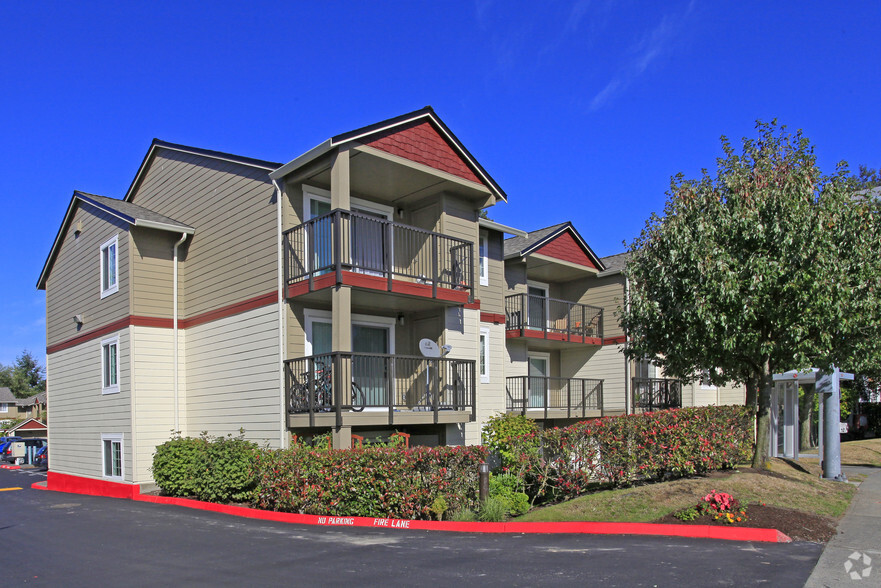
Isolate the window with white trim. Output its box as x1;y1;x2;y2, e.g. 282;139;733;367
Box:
479;327;490;383
479;231;489;286
100;235;119;298
699;369;717;389
101;337;120;394
101;433;123;480
0;403;9;413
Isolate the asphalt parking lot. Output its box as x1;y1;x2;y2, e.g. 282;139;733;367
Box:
0;468;823;587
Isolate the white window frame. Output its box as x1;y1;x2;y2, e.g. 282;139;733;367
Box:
479;326;490;383
0;403;8;413
101;336;120;395
100;235;119;298
699;369;717;390
101;433;124;480
479;231;489;286
303;309;396;355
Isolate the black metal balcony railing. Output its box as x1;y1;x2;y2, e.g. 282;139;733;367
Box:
506;376;603;419
632;378;682;411
285;353;476;427
283;209;474;301
505;294;603;341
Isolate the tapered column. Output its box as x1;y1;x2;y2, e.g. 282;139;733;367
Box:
330;149;350;210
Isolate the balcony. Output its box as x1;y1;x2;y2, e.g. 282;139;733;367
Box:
505;294;603;347
632;378;682;412
285;352;475;428
283;209;473;310
506;376;603;420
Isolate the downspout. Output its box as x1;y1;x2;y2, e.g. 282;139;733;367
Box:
623;275;631;415
173;232;188;434
273;179;287;449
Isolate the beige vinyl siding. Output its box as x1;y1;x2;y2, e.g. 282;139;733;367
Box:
561;344;627;413
442;307;481;445
504;261;528;296
183;304;281;447
130;325;176;484
682;381;745;407
477;229;505;314
130;148;277;318
473;322;506;444
130;228;177;319
439;194;479;289
46;328;133;482
46;205;131;347
562;275;625;339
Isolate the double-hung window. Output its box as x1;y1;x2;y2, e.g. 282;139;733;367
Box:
479;231;489;286
101;434;123;479
479;327;490;383
100;235;119;298
102;337;119;394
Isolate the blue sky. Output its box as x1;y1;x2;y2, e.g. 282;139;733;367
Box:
2;1;879;366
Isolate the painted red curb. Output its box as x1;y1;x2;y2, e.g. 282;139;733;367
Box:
1;465;22;470
31;482;48;491
39;472;791;543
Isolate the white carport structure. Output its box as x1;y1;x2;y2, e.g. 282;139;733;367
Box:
772;367;853;480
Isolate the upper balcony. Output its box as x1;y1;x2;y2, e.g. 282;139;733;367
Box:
504;293;603;348
283;209;474;311
285;352;475;429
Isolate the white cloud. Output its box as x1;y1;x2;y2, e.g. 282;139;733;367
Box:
589;1;695;111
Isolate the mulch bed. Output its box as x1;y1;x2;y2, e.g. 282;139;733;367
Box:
655;503;838;543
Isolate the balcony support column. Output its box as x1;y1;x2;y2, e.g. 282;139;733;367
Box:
332;425;352;450
330;149;351;210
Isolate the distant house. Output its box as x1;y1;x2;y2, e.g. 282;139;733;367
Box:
0;388;47;422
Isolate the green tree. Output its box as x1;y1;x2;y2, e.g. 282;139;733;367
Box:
0;350;46;398
621;121;881;468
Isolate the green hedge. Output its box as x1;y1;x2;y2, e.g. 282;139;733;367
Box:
253;444;488;519
504;405;754;505
151;432;259;503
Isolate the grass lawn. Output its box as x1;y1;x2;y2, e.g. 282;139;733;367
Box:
515;437;881;525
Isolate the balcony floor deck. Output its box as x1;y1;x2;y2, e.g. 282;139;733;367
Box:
287;409;473;429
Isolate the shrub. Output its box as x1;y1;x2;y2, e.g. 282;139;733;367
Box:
482;413;540;472
151;431;259;503
505;405;754;505
478;496;509;522
489;473;530;516
254;444;488;520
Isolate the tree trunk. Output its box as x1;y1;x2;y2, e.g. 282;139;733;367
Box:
799;385;814;451
751;360;773;469
745;376;759;411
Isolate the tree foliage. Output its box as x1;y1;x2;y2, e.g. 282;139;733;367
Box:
0;350;46;399
621;120;881;467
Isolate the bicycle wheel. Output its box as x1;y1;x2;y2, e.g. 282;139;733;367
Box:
290;383;308;413
350;381;366;412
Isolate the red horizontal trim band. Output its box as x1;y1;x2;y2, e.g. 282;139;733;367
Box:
40;472;790;543
464;299;481;310
604;335;626;345
180;291;279;329
504;328;601;346
480;312;505;324
47;292;280;354
287;271;470;305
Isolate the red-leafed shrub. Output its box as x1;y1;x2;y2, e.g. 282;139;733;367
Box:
253;444;488;519
504;405;754;505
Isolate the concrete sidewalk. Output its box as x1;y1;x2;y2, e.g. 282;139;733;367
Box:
805;465;881;587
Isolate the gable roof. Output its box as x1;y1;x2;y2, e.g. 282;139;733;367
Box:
598;252;630;277
7;418;47;432
124;139;281;203
270;106;507;202
504;222;606;271
36;191;194;290
16;391;46;407
0;387;14;404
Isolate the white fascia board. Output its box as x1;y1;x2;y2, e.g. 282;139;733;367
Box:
478;217;527;237
133;219;195;234
269;139;334;180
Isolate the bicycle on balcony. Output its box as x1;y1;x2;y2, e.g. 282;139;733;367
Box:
289;362;366;413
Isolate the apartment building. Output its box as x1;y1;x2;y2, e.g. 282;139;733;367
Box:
37;107;741;491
